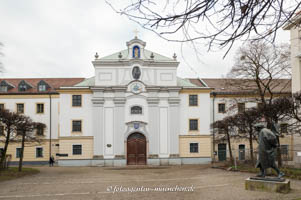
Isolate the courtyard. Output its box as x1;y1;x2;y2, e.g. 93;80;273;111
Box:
0;165;301;200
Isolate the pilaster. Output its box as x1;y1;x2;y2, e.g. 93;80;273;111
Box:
92;97;105;157
113;97;126;156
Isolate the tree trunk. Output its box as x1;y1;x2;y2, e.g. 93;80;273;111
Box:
18;132;26;172
276;136;282;168
0;128;11;170
226;130;234;165
249;130;254;164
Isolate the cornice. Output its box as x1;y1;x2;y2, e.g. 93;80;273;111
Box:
113;97;126;105
168;97;181;105
147;97;160;105
91;97;105;106
92;60;179;67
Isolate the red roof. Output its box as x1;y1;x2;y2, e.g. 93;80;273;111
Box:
201;78;291;94
0;78;84;94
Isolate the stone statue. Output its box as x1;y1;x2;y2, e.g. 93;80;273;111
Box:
254;123;285;178
134;47;139;58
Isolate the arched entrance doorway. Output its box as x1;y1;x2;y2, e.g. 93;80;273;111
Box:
127;133;146;165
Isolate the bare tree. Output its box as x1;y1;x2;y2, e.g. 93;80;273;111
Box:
15;115;45;172
107;0;301;55
0;109;22;170
212;116;238;164
232;108;261;164
227;41;291;122
226;41;291;167
284;92;301;136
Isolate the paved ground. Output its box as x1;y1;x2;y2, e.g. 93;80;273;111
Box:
0;165;301;200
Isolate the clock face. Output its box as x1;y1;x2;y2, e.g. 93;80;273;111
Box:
131;83;142;94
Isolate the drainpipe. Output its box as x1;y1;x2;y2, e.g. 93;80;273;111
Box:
212;92;216;162
49;94;52;162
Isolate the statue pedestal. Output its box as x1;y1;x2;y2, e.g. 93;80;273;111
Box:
245;177;290;193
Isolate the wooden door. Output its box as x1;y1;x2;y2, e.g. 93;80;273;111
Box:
218;143;227;161
127;133;146;165
239;144;245;160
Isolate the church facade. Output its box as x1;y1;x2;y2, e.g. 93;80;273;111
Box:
0;37;213;166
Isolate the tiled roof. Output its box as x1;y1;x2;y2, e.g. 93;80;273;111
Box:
188;79;208;88
0;78;84;94
177;77;208;89
74;77;95;87
0;77;291;95
201;78;291;94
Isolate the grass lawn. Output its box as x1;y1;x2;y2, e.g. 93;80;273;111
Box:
0;167;39;182
229;164;301;180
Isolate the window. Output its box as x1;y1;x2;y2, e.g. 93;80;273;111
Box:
37;80;49;92
16;103;24;114
0;86;7;92
238;126;246;133
131;106;142;114
39;84;46;92
280;145;288;155
72;95;82;107
0;126;4;136
257;102;263;109
36;147;43;158
72;120;82;132
218;128;224;134
0;104;4;111
16;148;22;158
190;143;199;153
189;95;198;106
19;84;27;92
280;124;288;133
16;129;22;136
36;126;44;136
189;119;198;131
275;145;290;161
72;145;82;155
218;103;225;113
36;103;44;114
237;103;245;113
38;84;46;92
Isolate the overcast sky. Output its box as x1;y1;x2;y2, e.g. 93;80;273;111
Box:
0;0;291;79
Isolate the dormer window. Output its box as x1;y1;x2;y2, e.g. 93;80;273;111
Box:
19;84;27;92
0;86;7;92
18;80;32;92
37;80;49;92
0;80;14;92
38;84;46;92
132;45;140;58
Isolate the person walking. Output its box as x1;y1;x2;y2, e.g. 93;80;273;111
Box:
49;156;55;167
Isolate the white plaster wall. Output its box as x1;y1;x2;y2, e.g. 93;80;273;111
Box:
290;26;301;93
104;107;114;158
210;97;264;123
159;106;169;157
0;97;59;139
179;93;211;135
124;95;149;123
59;94;93;137
95;66;177;86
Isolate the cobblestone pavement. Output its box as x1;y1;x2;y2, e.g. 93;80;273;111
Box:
0;165;301;200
